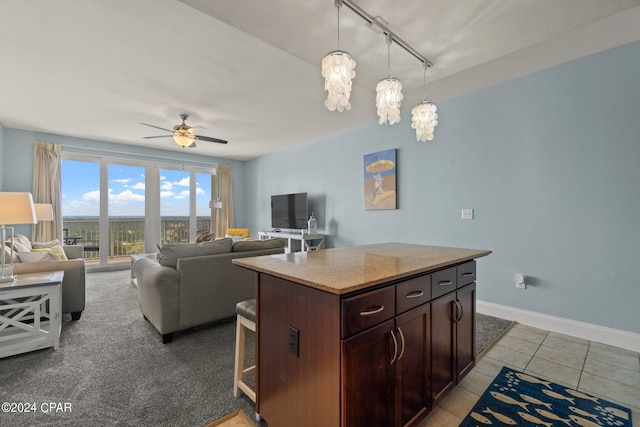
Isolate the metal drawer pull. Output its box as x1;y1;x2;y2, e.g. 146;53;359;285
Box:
389;330;398;365
360;305;384;316
438;280;453;286
462;272;474;277
406;290;424;299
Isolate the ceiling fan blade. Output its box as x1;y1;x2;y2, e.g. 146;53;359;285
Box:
188;141;196;148
194;135;228;144
143;135;172;139
140;123;173;133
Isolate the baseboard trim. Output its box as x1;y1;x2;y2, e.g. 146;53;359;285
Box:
477;300;640;353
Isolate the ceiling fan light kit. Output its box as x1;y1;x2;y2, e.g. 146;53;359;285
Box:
323;0;438;140
141;113;228;148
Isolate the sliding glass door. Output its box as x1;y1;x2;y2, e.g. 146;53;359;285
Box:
62;154;214;269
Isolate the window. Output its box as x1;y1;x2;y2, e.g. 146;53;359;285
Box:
62;153;214;268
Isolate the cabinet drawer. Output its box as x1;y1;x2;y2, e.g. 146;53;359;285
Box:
457;261;476;288
396;275;431;314
342;286;395;337
431;267;457;299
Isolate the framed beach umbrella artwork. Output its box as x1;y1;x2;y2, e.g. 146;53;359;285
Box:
364;149;397;210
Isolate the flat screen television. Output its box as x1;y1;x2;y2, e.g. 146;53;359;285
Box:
271;192;308;230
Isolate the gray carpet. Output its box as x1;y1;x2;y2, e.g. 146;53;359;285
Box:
476;312;513;356
0;270;511;426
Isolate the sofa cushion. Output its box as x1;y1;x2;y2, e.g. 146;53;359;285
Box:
158;238;232;268
10;233;32;253
31;244;68;260
32;239;63;249
232;238;286;253
18;251;59;263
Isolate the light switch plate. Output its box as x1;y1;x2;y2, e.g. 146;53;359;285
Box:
461;209;474;220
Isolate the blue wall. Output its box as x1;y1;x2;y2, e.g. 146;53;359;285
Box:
244;41;640;334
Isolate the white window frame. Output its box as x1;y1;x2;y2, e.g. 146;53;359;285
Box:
62;152;215;266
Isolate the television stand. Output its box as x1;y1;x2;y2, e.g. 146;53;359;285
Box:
258;231;325;254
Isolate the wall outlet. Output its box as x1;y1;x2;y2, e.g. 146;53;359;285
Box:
515;274;526;289
462;209;474;220
288;325;299;357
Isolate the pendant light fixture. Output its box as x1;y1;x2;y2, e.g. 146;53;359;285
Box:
376;34;403;125
321;0;356;112
411;63;439;141
322;0;437;134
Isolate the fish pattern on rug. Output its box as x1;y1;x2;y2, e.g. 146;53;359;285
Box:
459;366;632;427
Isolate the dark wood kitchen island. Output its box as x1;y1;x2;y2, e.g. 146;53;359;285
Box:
233;242;491;427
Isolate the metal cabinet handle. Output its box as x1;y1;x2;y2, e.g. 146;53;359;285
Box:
438;280;453;286
397;327;406;361
455;299;464;322
360;305;384;316
405;290;424;299
389;329;398;365
462;272;474;277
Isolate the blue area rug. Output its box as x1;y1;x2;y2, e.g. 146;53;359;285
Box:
459;366;632;426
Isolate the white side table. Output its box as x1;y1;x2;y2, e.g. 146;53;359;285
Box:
258;231;326;254
0;271;63;358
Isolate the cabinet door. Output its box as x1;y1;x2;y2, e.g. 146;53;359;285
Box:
395;303;431;427
430;292;456;406
342;319;395;427
455;283;476;382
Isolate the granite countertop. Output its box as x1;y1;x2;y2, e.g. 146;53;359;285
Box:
233;242;491;295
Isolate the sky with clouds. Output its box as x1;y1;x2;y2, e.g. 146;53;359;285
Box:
61;160;211;217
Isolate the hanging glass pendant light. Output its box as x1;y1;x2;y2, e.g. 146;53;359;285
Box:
322;0;356;112
376;35;403;125
411;64;438;141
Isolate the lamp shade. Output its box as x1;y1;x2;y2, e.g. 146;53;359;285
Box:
0;192;37;225
376;77;403;125
322;50;356;112
411;101;438;141
34;203;54;222
173;127;196;147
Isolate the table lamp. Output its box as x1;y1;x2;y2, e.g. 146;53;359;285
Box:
0;192;38;282
34;203;54;222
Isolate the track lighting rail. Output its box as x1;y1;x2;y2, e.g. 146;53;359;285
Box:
338;0;433;68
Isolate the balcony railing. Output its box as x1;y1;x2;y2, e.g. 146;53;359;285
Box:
63;217;212;260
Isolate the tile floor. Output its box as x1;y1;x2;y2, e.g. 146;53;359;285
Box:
419;323;640;426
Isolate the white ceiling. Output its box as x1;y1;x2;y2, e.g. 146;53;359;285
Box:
0;0;639;160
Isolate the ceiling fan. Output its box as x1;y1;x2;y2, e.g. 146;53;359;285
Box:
141;114;228;148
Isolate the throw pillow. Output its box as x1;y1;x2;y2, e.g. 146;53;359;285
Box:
225;234;249;242
232;238;286;253
32;239;63;249
10;233;32;253
31;244;68;260
158;238;233;268
18;251;59;263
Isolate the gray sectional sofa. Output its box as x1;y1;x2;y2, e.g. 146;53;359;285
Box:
134;237;285;343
